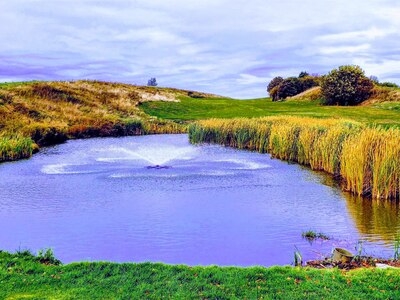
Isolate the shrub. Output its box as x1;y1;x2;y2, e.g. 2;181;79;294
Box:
267;77;284;101
378;82;399;88
268;74;320;101
298;71;309;78
37;248;62;265
276;77;302;99
321;65;373;106
299;76;319;91
147;78;158;87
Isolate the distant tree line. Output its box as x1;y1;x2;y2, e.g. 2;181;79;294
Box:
267;65;399;106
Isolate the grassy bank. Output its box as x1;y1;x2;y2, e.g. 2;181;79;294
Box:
189;117;400;200
2;80;400;162
0;80;188;162
140;87;400;128
1;250;400;299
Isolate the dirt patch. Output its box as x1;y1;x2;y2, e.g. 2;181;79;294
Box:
138;91;178;102
306;256;400;270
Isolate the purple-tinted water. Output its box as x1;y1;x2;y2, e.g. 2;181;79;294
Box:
0;134;399;266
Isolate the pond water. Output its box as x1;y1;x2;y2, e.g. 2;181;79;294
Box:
1;134;399;266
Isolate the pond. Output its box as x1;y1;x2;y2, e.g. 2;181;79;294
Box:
0;134;399;266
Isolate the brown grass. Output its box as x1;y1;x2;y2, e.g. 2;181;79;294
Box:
189;117;400;200
0;80;187;161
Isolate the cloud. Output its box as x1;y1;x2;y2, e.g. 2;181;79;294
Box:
0;0;399;98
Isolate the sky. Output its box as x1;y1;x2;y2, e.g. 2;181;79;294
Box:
1;0;400;98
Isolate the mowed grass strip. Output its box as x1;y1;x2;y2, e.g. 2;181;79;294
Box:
1;251;400;299
189;117;400;200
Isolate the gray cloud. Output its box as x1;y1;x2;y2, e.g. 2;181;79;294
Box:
1;0;399;98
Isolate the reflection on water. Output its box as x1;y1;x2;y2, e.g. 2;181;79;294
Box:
344;194;400;244
0;134;399;265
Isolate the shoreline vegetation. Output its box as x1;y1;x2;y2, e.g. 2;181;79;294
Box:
1;250;400;299
2;79;400;297
1;80;399;199
189;117;400;200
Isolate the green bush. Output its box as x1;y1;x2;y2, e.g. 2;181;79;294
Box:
267;76;284;101
276;77;302;99
321;65;373;106
299;75;319;91
378;82;399;88
267;73;320;101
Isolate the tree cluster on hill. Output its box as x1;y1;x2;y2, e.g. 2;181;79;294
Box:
267;72;319;101
267;65;377;106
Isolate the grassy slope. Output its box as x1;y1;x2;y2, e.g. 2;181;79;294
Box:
1;251;400;299
0;80;189;137
0;80;190;161
140;92;400;128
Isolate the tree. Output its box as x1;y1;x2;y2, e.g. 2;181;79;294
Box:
298;71;309;78
369;75;379;84
267;77;284;93
147;78;158;87
321;65;373;106
267;77;284;101
299;75;319;91
276;77;302;99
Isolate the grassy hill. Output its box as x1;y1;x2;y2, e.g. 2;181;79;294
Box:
1;80;400;163
140;85;400;127
0;80;194;161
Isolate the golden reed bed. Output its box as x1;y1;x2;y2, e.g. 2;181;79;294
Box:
189;116;400;200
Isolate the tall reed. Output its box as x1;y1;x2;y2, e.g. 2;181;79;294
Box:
341;128;400;199
189;117;400;200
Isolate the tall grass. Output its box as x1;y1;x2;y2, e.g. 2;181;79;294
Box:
341;128;400;199
0;136;33;162
189;116;400;200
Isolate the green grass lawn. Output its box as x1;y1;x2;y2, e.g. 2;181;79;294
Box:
140;96;400;128
1;251;400;299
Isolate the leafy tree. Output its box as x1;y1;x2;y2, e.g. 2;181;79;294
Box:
298;71;309;78
267;76;284;92
299;76;319;91
147;77;158;87
321;65;373;105
276;77;302;99
267;76;284;101
269;86;280;102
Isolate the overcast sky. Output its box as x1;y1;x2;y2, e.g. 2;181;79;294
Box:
1;0;399;98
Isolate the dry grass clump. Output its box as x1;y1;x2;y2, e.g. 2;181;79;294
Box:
361;85;400;106
341;128;400;199
189;117;400;200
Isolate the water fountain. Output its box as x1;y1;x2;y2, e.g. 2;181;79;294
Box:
103;144;196;169
2;134;398;266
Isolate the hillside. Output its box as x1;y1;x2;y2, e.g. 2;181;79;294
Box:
0;80;202;161
1;80;400;162
288;85;400;108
